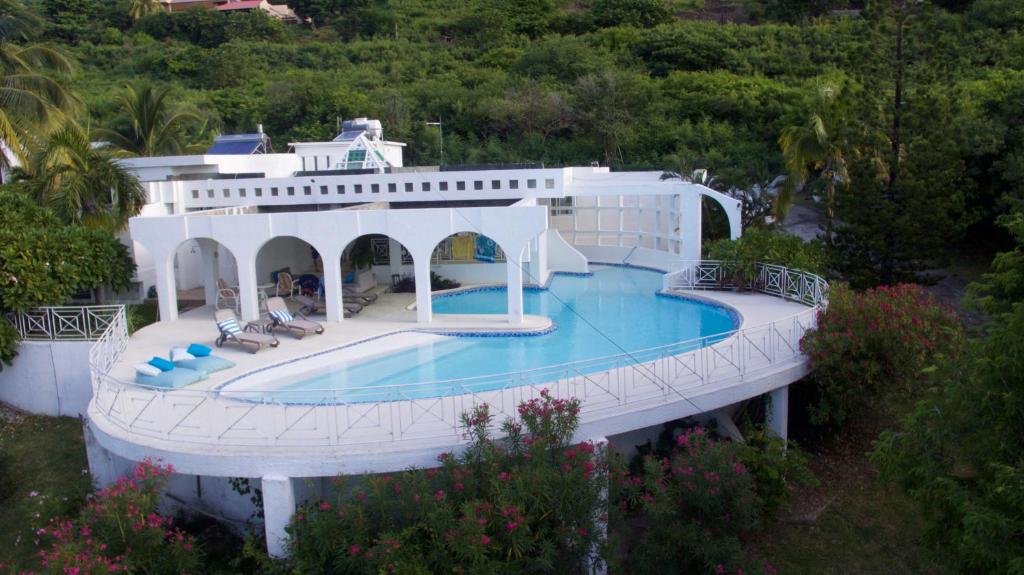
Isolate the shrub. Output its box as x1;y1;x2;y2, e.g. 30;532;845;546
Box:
704;228;828;287
36;460;201;574
799;283;961;430
286;392;608;574
735;425;816;517
611;427;776;575
0;445;11;502
392;272;461;293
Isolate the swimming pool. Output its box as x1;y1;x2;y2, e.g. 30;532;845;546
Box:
223;266;739;403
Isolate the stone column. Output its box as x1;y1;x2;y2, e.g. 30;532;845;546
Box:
767;386;789;442
261;475;296;559
153;251;178;322
198;239;219;306
413;256;432;323
506;246;524;325
321;249;345;323
236;254;260;322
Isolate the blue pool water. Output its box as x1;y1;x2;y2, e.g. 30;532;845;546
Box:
232;266;738;402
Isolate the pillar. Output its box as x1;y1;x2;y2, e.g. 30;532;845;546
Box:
236;254;260;322
711;407;745;443
261;475;295;558
413;256;432;323
388;238;403;279
506;249;524;325
767;386;789;442
198;239;219;306
679;189;702;261
322;249;345;323
153;251;178;322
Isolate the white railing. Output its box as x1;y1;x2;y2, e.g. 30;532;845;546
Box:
6;305;125;342
663;260;829;308
86;263;826;449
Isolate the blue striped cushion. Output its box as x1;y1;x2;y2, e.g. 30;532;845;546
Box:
271;309;293;323
217;318;242;334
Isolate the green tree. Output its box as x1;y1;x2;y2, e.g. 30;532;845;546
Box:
23;122;146;232
778;81;851;240
128;0;160;22
94;83;199;157
0;190;134;363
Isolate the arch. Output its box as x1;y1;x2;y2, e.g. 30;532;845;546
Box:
700;195;732;244
697;186;742;240
151;237;240;322
427;231;528;324
255;235;323;304
340;233;415;293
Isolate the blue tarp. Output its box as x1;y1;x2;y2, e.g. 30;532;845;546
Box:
475;234;497;262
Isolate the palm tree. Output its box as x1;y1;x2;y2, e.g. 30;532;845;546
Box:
0;0;78;180
778;82;850;244
26;123;146;232
128;0;162;22
94;83;199;157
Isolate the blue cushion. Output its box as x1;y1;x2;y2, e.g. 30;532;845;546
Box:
135;367;206;389
187;343;211;357
344;271;356;283
148;357;175;372
175;355;235;374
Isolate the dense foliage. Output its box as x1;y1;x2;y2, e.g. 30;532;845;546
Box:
0;190;134;364
871;208;1024;573
704;228;828;285
799;283;961;430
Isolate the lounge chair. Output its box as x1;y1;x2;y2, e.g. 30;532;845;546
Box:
267;296;325;339
343;285;378;303
217;278;240;312
214;309;279;353
294;294;360;318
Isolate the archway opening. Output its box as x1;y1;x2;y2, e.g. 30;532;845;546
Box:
429;232;510;315
255;236;321;314
170;238;239;316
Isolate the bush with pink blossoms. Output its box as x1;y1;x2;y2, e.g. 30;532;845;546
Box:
285;390;609;574
611;427;777;575
34;459;201;575
799;283;962;430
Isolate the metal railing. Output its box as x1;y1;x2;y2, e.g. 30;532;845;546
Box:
6;306;125;342
87;263;826;448
663;260;829;308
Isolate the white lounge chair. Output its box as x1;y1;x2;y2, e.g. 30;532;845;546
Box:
214;309;278;353
267;296;324;338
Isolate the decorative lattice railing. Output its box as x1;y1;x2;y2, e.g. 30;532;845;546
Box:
663;261;829;308
6;306;126;342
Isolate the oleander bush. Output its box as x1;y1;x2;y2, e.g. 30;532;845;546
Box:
611;426;780;575
34;460;201;575
799;283;962;431
285;392;608;574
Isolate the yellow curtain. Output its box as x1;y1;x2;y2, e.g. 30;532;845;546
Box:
452;234;475;261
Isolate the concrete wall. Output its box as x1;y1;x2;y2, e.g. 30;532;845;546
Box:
0;341;93;416
545;229;588;274
256;237;317;286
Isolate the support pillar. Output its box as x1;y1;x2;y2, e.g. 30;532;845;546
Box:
679;189;702;261
506;249;524;325
261;475;295;558
413;257;432;323
198;239;219;306
153;252;178;322
711;407;745;443
322;249;345;323
767;386;789;442
236;255;260;322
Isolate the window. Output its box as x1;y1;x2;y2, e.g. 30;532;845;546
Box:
439;181;448;191
527;179;537;189
405;182;414;192
223;188;230;198
457;181;466;191
191;190;199;199
303;186;312;195
509;180;519;190
287;186;295;196
354;184;363;194
255;188;263;197
545;178;555;189
271;187;279;196
239;188;247;198
320;185;328;195
422;182;431;192
371;183;380;193
346;149;366;168
337;185;345;194
388;183;397;193
474;180;483;190
491;180;500;190
207;189;214;198
313;157;318;171
550;197;573;216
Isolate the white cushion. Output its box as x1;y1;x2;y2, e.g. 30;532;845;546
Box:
134;363;162;377
170;348;196;362
217;318;242;334
271;309;294;323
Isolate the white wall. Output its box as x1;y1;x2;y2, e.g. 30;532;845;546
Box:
0;341;93;416
545;229;588;275
256;237;317;285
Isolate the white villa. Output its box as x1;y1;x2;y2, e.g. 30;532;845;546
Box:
3;119;826;557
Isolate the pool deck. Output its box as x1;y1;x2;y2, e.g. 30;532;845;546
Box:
113;291;554;390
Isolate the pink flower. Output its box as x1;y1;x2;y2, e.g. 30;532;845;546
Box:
350;545;360;556
577;527;588;537
434;490;445;501
498;472;510;482
319;501;331;511
480;534;491;545
455;482;464;491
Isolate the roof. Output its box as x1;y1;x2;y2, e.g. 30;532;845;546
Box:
206;134;267;155
216;0;262;10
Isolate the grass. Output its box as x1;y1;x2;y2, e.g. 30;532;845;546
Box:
753;418;947;575
0;409;91;570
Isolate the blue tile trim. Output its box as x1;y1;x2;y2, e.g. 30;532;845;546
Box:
414;322;558;338
590;261;670;274
656;290;743;328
